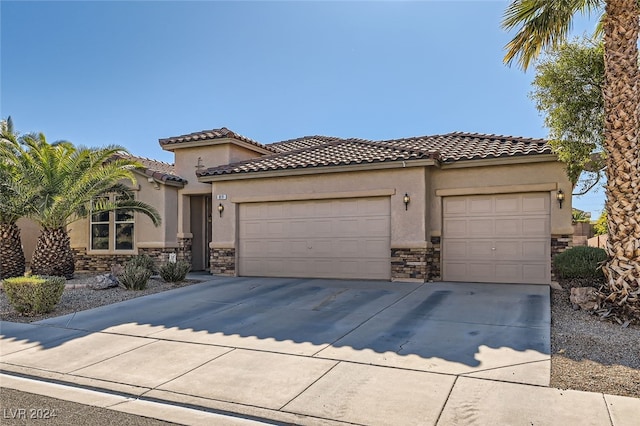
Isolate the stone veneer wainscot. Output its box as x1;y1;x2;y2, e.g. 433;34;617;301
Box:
210;248;236;276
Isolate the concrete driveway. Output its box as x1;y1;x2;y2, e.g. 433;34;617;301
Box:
4;277;627;425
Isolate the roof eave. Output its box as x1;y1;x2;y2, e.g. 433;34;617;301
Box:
132;169;186;188
197;158;439;182
160;137;274;155
440;153;558;169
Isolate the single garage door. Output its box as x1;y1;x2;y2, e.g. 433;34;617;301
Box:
239;197;391;279
442;193;550;284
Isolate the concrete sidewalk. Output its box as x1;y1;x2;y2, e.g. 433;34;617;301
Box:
1;277;638;425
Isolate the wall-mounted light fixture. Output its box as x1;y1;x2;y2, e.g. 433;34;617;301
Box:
403;193;411;211
218;203;224;217
556;189;565;209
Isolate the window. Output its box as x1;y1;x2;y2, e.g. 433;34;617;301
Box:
90;195;135;251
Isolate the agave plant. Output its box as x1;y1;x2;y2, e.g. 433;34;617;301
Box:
5;132;161;279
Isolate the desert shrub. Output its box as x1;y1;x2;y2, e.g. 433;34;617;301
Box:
2;275;65;315
553;246;607;280
119;263;151;290
159;261;191;283
127;254;156;274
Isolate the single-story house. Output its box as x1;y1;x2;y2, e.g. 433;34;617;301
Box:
21;127;574;284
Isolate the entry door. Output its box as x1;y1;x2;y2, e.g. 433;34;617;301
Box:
238;197;391;280
190;195;212;271
442;193;550;284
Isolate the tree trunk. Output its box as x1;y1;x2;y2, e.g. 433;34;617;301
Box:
31;227;75;280
601;0;640;319
0;222;26;279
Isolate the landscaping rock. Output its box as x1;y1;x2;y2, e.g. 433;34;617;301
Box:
570;287;600;311
89;273;120;290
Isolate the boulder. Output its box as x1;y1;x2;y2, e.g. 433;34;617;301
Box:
89;273;120;290
569;287;600;311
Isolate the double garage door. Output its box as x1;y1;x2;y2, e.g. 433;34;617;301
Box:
443;193;551;284
239;197;391;280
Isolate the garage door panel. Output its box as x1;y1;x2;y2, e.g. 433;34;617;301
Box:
522;194;548;213
267;221;285;235
335;218;359;234
469;198;493;214
523;264;548;282
468;240;495;258
443;262;469;281
443;241;467;258
267;203;285;219
444;198;468;215
494;241;523;259
239;198;390;279
362;238;391;257
314;220;332;235
289;220;308;235
494;218;521;237
495;264;520;281
363;217;391;236
468;263;495;281
495;196;520;213
523;218;548;235
522;240;549;257
468;219;495;236
443;193;550;284
443;219;468;237
241;221;264;238
333;199;357;216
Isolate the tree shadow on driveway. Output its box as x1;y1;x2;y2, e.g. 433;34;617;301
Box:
1;277;550;371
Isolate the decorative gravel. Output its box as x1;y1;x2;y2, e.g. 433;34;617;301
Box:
550;280;639;398
1;274;638;398
0;274;203;323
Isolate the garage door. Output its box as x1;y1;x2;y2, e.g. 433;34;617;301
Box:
239;197;391;279
442;193;550;284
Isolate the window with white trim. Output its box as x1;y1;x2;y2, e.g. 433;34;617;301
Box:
90;195;135;251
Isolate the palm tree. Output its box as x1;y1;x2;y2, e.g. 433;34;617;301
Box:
503;0;640;320
8;133;161;279
0;117;29;279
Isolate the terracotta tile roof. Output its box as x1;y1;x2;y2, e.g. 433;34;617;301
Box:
269;136;345;153
198;139;440;177
159;127;274;152
116;154;187;184
198;131;551;178
379;132;551;162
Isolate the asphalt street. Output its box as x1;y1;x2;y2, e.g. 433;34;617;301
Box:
1;387;177;426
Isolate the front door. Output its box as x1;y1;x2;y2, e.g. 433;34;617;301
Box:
190;195;212;271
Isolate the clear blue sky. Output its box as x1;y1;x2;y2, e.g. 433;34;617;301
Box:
1;0;603;217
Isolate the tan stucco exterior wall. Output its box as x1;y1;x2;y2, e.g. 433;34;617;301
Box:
210;167;428;250
68;176;180;252
171;143;263;236
429;160;573;236
16;217;41;266
209;159;572;251
172;144;264;195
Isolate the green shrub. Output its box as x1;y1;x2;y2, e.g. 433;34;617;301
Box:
159;261;191;283
553;246;607;280
127;254;157;274
119;263;151;290
2;275;65;315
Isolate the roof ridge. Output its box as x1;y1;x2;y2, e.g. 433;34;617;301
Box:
268;135;343;145
123;153;175;167
442;131;547;144
159;127;275;152
197;138;440;177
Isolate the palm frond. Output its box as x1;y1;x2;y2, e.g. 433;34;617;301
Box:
502;0;604;70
